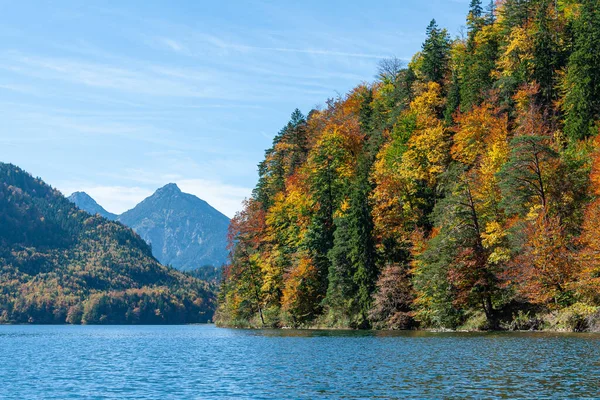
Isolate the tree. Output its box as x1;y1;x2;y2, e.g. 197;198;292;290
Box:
414;101;510;328
253;109;309;209
467;0;485;43
327;141;377;328
368;264;414;329
420;20;452;85
499;87;585;309
532;0;559;106
281;252;321;326
377;57;404;83
507;212;578;306
499;0;534;32
444;68;461;124
452;102;509;168
576;134;600;305
460;23;500;110
219;199;267;325
499;89;559;215
431;166;507;328
563;0;600;141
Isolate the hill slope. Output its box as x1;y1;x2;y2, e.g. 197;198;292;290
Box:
117;183;230;270
0;163;215;324
68;191;117;220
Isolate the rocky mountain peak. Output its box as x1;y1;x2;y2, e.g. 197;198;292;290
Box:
155;183;181;196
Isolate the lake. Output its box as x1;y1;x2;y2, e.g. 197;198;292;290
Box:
1;325;599;399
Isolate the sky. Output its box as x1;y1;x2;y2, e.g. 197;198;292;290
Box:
0;0;471;218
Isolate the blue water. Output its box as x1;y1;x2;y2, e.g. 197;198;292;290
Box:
1;325;599;399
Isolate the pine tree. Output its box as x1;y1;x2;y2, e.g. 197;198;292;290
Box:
532;0;558;107
486;0;496;24
500;0;533;32
420;19;451;85
287;109;309;175
461;2;499;110
467;0;485;46
444;69;461;124
326;162;377;328
563;0;600;141
253;110;309;209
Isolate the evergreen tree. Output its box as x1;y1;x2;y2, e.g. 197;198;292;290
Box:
532;0;558;107
486;0;496;24
500;0;533;32
420;19;451;85
563;0;600;141
460;24;499;110
467;0;485;46
253;110;309;209
444;69;461;124
326;157;377;328
460;0;500;110
287;109;309;175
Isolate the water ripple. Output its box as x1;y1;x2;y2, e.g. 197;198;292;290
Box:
0;326;599;399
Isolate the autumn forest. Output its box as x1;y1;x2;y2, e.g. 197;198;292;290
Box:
216;0;600;331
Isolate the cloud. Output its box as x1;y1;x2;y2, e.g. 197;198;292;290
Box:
0;51;345;104
0;52;238;100
156;37;188;54
228;45;390;59
59;177;251;218
61;185;153;214
176;179;252;218
152;32;393;60
0;83;40;94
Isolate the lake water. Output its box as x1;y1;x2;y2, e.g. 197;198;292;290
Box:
1;325;599;399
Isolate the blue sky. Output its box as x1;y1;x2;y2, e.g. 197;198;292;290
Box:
0;0;470;217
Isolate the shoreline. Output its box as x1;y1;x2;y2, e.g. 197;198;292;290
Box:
1;322;599;333
214;323;600;333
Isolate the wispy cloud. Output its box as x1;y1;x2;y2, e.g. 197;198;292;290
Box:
225;45;390;59
149;31;396;60
59;179;250;218
60;184;153;214
0;52;222;98
85;165;253;217
156;37;188;54
178;179;252;218
1;0;451;219
0;50;347;104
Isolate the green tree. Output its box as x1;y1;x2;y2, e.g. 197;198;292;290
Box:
460;11;499;110
420;19;451;85
532;0;559;106
563;0;600;141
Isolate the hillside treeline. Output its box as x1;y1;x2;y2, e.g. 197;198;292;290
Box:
217;0;600;331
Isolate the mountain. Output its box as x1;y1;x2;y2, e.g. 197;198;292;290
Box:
67;185;230;270
117;183;230;271
68;191;117;220
0;163;215;324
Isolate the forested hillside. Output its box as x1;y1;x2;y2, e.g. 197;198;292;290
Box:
217;0;600;331
0;163;215;324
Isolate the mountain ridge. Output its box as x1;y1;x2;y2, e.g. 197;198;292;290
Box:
69;183;230;270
